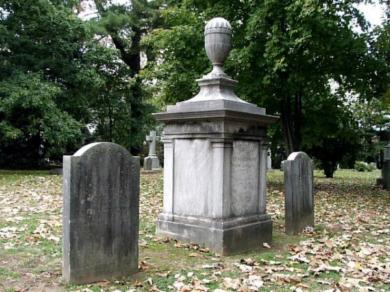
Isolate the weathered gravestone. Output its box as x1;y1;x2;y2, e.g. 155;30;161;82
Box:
62;142;140;284
376;150;384;186
383;144;390;190
144;130;160;171
267;149;272;170
283;152;314;235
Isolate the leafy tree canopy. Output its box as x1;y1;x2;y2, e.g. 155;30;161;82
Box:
0;0;156;167
143;0;390;177
0;0;388;173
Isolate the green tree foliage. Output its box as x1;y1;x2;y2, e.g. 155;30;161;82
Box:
0;0;88;167
80;42;153;151
92;0;161;77
372;4;390;106
0;72;82;167
0;0;155;167
142;7;208;105
351;98;389;162
1;0;388;173
85;0;162;152
143;0;389;177
349;7;390;164
302;93;361;177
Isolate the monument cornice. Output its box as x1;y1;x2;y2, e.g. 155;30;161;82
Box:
153;109;278;126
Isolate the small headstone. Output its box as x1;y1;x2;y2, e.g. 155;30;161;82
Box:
49;168;63;175
376;150;384;186
144;130;160;170
267;149;272;169
283;152;314;235
280;160;286;171
62;142;140;284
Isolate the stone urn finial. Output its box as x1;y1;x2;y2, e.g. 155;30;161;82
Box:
204;17;232;78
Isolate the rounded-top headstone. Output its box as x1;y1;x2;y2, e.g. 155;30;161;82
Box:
204;17;232;68
62;142;140;284
73;142;125;157
287;151;311;161
283;151;314;235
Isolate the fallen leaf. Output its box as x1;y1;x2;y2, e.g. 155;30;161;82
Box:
263;242;271;249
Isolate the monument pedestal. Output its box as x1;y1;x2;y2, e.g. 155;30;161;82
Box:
154;100;277;254
157;214;272;255
154;17;278;255
144;155;160;170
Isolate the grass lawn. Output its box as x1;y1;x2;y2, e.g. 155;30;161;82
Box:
0;169;389;291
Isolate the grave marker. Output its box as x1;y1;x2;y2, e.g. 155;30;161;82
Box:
383;144;390;190
62;142;139;284
283;152;314;235
154;18;278;255
144;130;160;170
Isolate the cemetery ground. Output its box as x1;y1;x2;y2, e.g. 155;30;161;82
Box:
0;170;389;292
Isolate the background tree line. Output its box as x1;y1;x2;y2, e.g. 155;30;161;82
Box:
0;0;389;177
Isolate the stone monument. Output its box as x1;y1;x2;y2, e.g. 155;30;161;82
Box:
154;17;278;255
378;144;390;190
267;149;272;169
283;152;314;235
144;130;161;171
62;142;140;284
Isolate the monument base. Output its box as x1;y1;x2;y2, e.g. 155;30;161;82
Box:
157;213;272;255
144;156;160;170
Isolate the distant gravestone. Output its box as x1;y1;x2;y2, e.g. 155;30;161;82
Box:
267;149;272;169
144;130;160;171
62;142;140;284
280;160;286;171
283;152;314;235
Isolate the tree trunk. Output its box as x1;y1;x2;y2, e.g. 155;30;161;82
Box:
94;1;142;77
281;99;295;154
323;161;336;178
111;29;141;77
280;92;304;155
294;93;302;150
